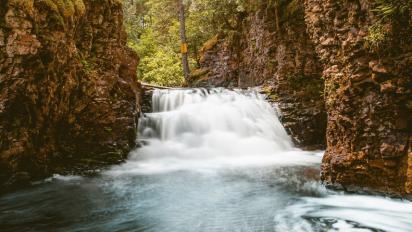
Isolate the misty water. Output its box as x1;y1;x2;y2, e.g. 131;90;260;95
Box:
1;88;412;232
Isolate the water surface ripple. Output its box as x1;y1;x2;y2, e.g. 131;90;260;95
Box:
1;88;411;232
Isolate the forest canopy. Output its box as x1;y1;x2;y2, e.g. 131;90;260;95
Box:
122;0;307;87
123;0;243;87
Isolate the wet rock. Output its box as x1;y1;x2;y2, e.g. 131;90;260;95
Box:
0;0;141;189
304;0;412;195
320;37;336;46
380;81;396;93
191;4;326;149
369;60;391;74
192;0;412;196
4;172;31;190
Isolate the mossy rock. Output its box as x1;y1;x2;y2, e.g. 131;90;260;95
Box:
268;94;279;101
73;0;86;15
90;0;123;5
38;0;59;13
8;0;35;16
38;0;85;19
190;68;210;81
199;35;219;53
52;0;72;17
261;85;274;95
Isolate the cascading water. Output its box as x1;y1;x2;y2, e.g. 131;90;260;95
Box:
111;88;320;175
0;88;411;232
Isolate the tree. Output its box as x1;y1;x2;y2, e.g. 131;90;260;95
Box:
273;0;280;31
178;0;190;81
122;0;243;87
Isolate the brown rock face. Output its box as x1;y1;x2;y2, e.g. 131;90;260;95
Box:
304;0;412;194
191;2;326;149
193;0;412;195
190;34;239;88
0;0;141;189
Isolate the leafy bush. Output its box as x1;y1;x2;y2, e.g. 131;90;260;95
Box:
139;49;185;87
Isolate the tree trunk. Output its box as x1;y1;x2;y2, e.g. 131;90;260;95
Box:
274;0;280;31
178;0;190;82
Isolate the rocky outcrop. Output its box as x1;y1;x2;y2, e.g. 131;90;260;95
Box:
191;34;240;88
191;2;326;149
304;0;412;194
193;0;411;195
0;0;141;189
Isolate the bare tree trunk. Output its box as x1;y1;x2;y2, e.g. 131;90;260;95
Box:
274;0;280;31
178;0;190;82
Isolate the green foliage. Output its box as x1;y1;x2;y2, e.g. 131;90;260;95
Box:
235;0;301;15
122;0;308;86
9;0;35;14
372;0;408;20
81;59;95;74
365;0;409;51
123;0;242;87
236;0;303;31
39;0;60;13
73;0;85;15
35;0;86;29
140;49;186;87
126;27;185;86
123;0;180;86
365;22;389;50
57;0;75;18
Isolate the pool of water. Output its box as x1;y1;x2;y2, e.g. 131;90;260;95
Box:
1;88;411;232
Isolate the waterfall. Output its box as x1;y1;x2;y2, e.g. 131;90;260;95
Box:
113;88;321;175
2;88;412;232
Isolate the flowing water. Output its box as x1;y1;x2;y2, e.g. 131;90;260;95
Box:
1;88;412;232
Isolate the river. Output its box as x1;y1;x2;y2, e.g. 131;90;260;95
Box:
1;88;411;232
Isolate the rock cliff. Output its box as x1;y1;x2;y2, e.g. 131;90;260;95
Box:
192;0;412;195
0;0;141;189
191;1;326;149
304;0;411;194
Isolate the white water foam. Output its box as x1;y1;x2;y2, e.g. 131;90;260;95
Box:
108;88;321;175
3;88;412;232
275;195;412;232
104;88;412;232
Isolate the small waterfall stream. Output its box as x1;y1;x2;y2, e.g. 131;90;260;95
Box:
0;88;411;232
116;88;319;175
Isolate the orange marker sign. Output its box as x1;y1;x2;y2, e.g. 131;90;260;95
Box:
180;43;188;54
